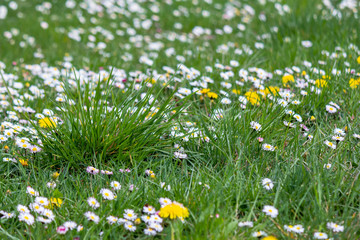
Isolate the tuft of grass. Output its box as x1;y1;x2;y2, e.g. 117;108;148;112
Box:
23;75;190;169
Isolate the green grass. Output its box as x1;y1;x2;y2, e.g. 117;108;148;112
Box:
0;0;360;239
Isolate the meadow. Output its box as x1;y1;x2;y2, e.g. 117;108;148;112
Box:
0;0;360;239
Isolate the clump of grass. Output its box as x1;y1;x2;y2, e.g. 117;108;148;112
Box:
30;74;189;169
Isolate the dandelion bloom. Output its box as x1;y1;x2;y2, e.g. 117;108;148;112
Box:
263;237;278;240
315;79;328;88
38;117;56;128
19;159;28;166
282;74;294;85
349;78;360;88
158;201;189;220
46;198;63;208
207;92;218;99
245;91;260;105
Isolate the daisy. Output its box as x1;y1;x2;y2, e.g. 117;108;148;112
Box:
250;121;262;131
293;224;305;234
149;222;164;232
252;231;267;237
87;197;100;209
144;227;157;236
30;145;42;153
334;128;345;136
19;213;35;225
17;205;30;214
110;181;121;190
261;178;274;190
283;121;295;128
324;140;336;149
84;211;100;224
314;232;328;239
35;197;49;206
124;209;137;221
124;221;136;232
332;135;344;141
64;221;77;230
143;205;156;214
291;100;301;105
326;105;337;113
3;157;16;163
42;209;55;220
353;133;360;139
262;205;278;218
86;166;99;174
300;124;309;132
106;216;118;225
77;225;84;232
285;110;295;115
221;98;231;104
301;40;313;48
0;135;8;142
46;181;57;189
37;216;53;224
324;163;332;169
0;211;14;219
117;218;128;225
149;214;163;223
100;188;115;200
29;203;44;214
238;221;253;227
159;197;172;206
284;225;298;233
327;222;344;232
293;114;302;122
262;143;275;151
329;101;340;109
26;186;39;196
141;215;152;223
57;226;68;234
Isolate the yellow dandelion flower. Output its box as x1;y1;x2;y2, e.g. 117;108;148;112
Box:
231;89;241;95
315;79;328;88
207;92;218;99
45;198;63;209
349;78;360;89
39;117;56;128
200;88;210;94
159;202;189;220
357;56;360;64
52;172;60;180
245;91;260;105
263;236;278;240
282;74;294;85
19;159;28;166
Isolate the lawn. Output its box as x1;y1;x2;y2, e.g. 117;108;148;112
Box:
0;0;360;239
